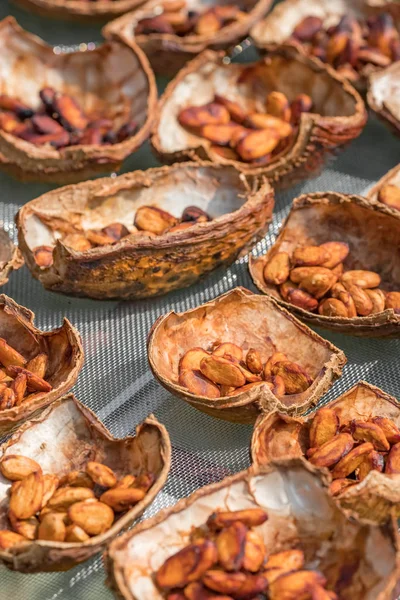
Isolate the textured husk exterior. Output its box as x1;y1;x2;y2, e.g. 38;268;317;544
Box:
151;47;367;188
368;163;400;203
249;191;400;337
367;62;400;137
147;287;346;424
252;381;400;524
0;17;157;184
104;457;400;600
12;0;149;22
0;295;83;435
103;0;273;76
250;0;400;92
0;394;171;572
0;229;23;287
17;163;274;300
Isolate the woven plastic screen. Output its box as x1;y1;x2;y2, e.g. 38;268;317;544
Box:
0;1;399;598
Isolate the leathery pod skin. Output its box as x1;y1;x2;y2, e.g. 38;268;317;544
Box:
0;17;156;183
103;0;273;76
252;381;400;523
151;46;366;188
0;394;171;572
249;191;400;337
17;163;274;300
104;458;400;600
0;294;83;435
147;287;346;423
250;0;400;91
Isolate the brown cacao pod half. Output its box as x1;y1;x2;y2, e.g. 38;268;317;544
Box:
104;458;400;600
17;163;274;300
0;17;156;183
251;0;400;92
150;47;366;188
147;288;346;424
103;0;273;76
251;381;400;523
368;61;400;137
249;192;400;337
0;394;171;572
0;295;83;435
368;162;400;212
0;229;23;287
12;0;149;22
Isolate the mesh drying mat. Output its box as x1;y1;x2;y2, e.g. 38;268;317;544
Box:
0;1;400;597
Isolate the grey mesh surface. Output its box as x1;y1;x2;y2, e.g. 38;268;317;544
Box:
0;0;399;597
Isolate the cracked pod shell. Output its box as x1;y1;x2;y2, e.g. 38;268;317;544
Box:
368;61;400;137
147;287;346;424
17;163;274;300
0;295;83;435
151;47;366;188
13;0;149;23
0;394;171;572
0;229;23;287
249;191;400;337
105;458;400;600
0;17;156;184
368;163;400;208
251;381;400;524
103;0;273;76
250;0;400;91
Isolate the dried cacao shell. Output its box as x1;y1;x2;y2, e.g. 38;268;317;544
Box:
103;1;274;77
368;163;400;212
251;0;400;93
0;394;171;572
0;228;23;287
105;459;400;600
250;192;400;337
252;381;400;523
13;0;153;21
18;164;274;300
0;295;83;434
150;49;366;184
148;288;346;423
0;17;156;183
368;61;400;137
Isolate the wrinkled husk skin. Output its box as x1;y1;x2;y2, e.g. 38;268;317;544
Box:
0;295;83;435
0;394;171;572
147;287;346;424
249;192;400;337
17;164;274;300
105;458;400;600
368;163;400;203
103;0;273;76
367;62;400;137
252;382;400;524
151;47;367;188
0;229;23;287
250;0;400;92
0;17;156;184
13;0;149;23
